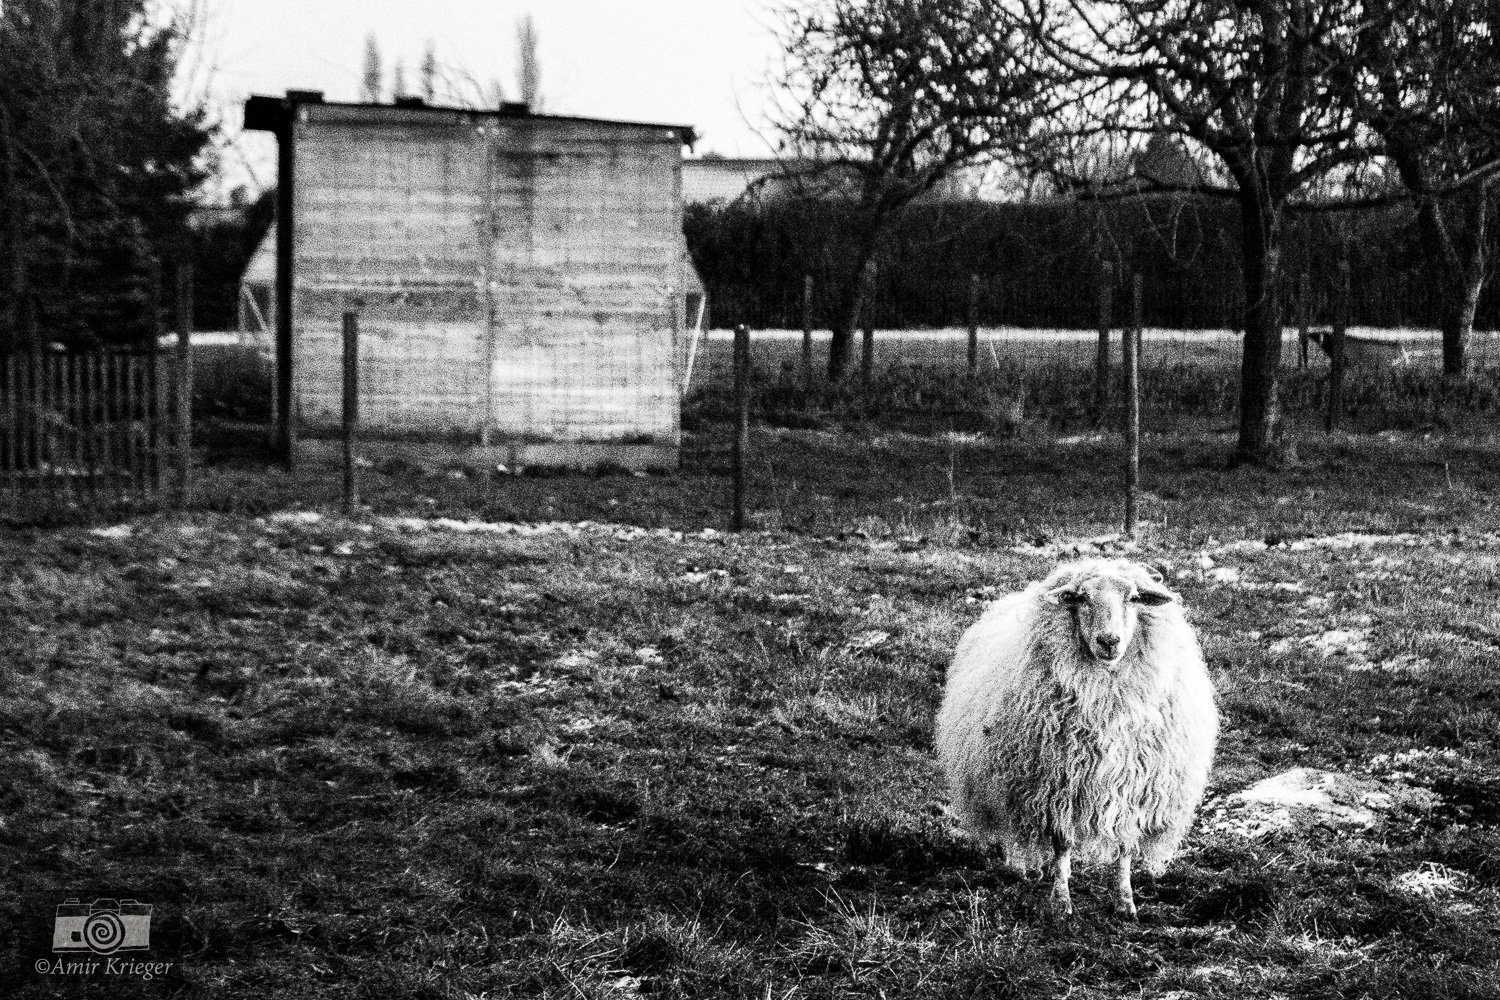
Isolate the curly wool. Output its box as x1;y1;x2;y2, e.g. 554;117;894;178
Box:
935;560;1218;874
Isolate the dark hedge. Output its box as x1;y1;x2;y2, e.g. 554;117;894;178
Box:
685;195;1488;332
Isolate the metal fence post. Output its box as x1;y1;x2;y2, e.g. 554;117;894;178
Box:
1124;273;1142;539
175;262;193;507
1297;271;1310;369
732;323;750;532
1327;259;1349;432
967;272;980;373
801;274;814;385
1095;259;1114;424
29;348;42;488
343;312;359;512
860;262;876;386
148;263;162;493
4;356;16;513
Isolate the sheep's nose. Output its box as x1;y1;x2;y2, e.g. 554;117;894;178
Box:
1096;635;1121;657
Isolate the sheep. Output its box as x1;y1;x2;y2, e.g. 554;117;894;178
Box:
935;558;1217;917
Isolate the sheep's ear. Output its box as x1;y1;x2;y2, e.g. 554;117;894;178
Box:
1044;583;1085;606
1135;580;1179;607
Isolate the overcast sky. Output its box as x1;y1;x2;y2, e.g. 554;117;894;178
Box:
190;0;786;197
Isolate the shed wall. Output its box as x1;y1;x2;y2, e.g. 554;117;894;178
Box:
293;114;488;432
288;106;684;451
487;120;680;442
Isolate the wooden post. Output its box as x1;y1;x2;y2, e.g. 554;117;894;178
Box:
81;352;96;505
63;354;77;503
1095;259;1114;423
39;351;51;485
1327;259;1349;432
732;323;750;532
1124;274;1142;539
127;353;142;495
801;274;814;385
342;312;359;513
71;355;84;504
140;350;151;495
29;350;42;482
175;263;193;506
1297;271;1310;369
102;352;114;501
109;353;123;502
126;352;141;500
481;282;495;447
275;126;296;468
966;272;980;373
4;356;16;511
147;265;162;493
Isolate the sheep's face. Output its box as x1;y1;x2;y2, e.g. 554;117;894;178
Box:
1046;567;1177;668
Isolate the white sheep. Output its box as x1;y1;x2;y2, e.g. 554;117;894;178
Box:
936;557;1217;917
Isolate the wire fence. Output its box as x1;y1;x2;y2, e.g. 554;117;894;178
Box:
12;261;1499;527
682;265;1500;436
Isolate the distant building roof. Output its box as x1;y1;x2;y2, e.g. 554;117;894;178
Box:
681;157;805;204
681;156;1034;205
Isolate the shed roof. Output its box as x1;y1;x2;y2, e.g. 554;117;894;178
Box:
244;91;696;148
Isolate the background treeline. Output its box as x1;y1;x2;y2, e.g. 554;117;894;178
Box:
686;196;1499;332
0;0;212;349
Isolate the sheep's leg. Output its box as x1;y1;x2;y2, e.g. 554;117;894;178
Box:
1047;839;1074;916
1113;854;1138;919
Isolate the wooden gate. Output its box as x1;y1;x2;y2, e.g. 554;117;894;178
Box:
1;348;188;518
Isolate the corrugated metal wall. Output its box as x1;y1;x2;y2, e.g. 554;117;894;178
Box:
290;105;684;448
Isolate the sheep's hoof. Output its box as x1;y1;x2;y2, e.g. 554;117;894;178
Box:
1044;893;1074;919
1113;898;1139;920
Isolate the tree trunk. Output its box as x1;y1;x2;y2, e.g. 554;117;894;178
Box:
1394;151;1488;378
1233;185;1285;466
1420;185;1488;378
1441;264;1484;379
827;204;887;381
827;246;878;381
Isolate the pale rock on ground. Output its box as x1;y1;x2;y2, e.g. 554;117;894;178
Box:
1208;767;1441;838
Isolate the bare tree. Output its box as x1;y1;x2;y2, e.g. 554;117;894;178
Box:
1017;2;1374;465
772;0;1047;380
516;14;542;110
392;57;407;100
420;42;438;104
361;33;382;102
1345;2;1500;376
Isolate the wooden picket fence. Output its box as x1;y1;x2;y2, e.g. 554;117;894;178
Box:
1;347;189;519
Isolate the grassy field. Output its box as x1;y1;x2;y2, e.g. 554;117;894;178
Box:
4;421;1500;998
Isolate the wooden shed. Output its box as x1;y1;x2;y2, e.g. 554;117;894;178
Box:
244;91;699;470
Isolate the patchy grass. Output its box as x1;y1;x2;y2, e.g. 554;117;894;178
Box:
3;424;1500;997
